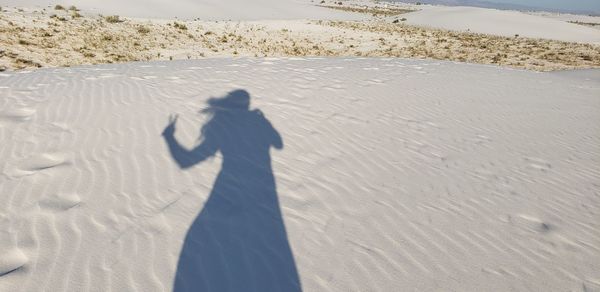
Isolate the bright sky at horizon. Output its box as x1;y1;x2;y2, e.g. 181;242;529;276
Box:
486;0;600;12
398;0;600;13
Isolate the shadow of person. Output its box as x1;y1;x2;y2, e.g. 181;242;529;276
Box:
162;90;302;292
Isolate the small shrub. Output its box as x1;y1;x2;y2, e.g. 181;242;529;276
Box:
54;5;65;10
68;5;79;11
104;15;122;23
173;22;187;30
50;14;67;21
136;25;150;34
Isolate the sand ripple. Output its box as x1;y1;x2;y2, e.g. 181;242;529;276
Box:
0;58;599;291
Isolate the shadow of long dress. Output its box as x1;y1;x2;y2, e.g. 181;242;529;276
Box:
164;98;301;292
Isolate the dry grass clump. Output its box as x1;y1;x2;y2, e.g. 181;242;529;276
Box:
136;25;151;34
173;22;188;30
50;14;67;21
104;15;122;23
70;11;82;18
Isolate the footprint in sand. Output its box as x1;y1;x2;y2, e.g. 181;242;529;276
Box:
524;157;552;172
509;214;553;233
38;193;81;212
7;153;69;177
21;153;68;171
0;108;36;125
0;249;28;276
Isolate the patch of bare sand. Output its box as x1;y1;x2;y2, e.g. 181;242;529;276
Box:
0;6;598;71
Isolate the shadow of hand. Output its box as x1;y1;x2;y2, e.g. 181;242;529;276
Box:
163;114;179;137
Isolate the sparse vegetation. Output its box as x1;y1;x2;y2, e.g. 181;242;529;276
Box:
319;5;414;17
54;5;65;10
1;8;598;71
325;20;600;71
173;22;188;30
104;15;122;23
568;21;600;27
137;25;151;34
50;14;67;21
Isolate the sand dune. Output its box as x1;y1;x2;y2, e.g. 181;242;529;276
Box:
1;58;599;291
404;6;600;44
0;0;363;20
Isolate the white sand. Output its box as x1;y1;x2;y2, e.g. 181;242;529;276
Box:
403;5;600;44
1;0;600;291
1;58;599;291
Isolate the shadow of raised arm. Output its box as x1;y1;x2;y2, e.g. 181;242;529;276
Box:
162;115;217;169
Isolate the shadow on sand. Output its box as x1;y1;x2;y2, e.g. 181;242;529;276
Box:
162;90;301;292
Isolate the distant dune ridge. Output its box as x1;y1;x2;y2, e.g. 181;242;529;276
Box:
0;0;361;20
393;0;600;15
402;5;600;44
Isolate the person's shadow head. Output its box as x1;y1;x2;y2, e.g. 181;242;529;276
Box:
204;89;251;111
163;89;300;292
